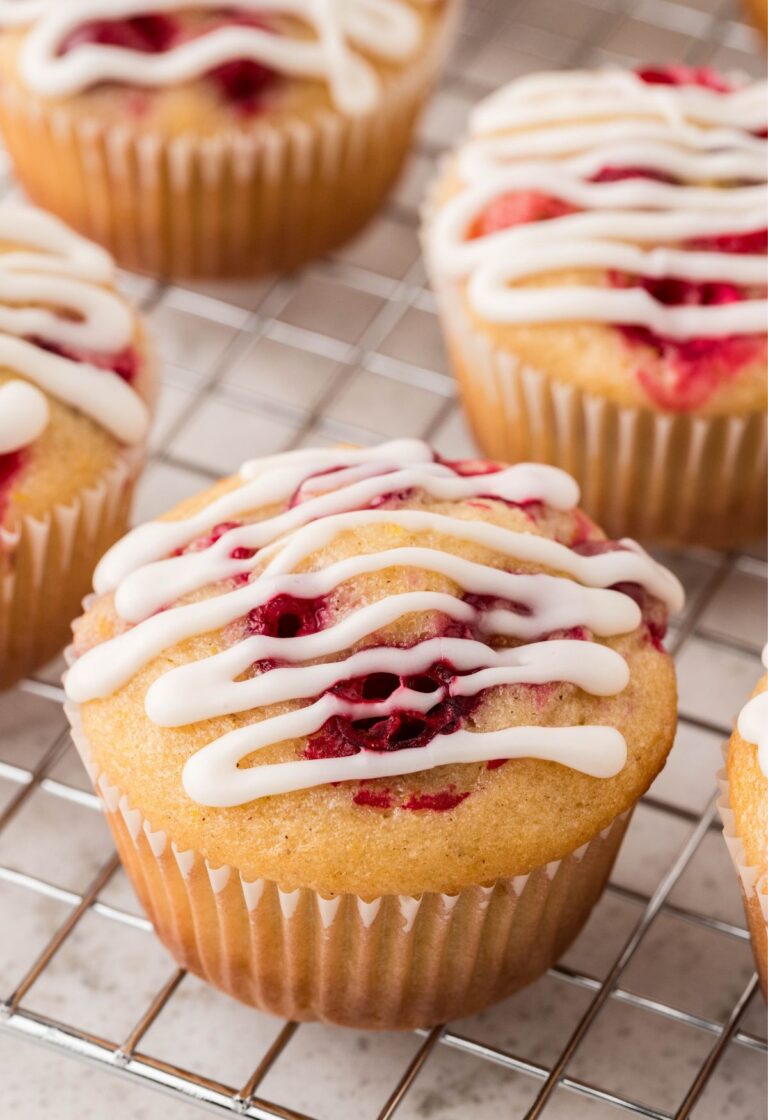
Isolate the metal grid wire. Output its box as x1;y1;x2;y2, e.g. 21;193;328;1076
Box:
0;0;766;1116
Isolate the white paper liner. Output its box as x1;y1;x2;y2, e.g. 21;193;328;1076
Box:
433;278;767;548
64;696;633;1030
717;746;768;996
0;0;461;278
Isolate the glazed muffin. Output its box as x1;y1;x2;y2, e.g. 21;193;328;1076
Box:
64;439;682;1029
423;65;768;548
0;0;458;278
721;649;768;997
0;202;154;690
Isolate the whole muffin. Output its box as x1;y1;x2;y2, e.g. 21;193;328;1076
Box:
721;649;768;997
0;202;154;690
0;0;458;278
65;439;682;1029
423;65;768;548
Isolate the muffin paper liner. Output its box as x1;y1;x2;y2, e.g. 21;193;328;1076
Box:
427;278;767;549
0;1;460;279
64;698;632;1029
0;446;144;691
718;754;768;998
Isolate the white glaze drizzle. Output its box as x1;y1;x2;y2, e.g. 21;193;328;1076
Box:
0;380;48;453
66;441;683;806
0;205;148;448
15;0;432;116
736;644;768;778
427;68;768;339
0;0;49;27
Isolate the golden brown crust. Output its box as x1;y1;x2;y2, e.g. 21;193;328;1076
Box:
73;474;678;897
727;673;768;879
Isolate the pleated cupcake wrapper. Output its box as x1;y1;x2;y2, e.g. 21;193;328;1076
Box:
425;271;766;548
0;445;144;690
65;699;631;1029
717;750;768;996
0;1;460;279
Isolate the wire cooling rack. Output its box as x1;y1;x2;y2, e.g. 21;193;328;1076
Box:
0;0;766;1117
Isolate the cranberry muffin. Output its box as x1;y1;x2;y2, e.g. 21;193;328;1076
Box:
721;650;768;997
0;0;458;277
65;439;682;1029
0;202;154;689
423;65;768;547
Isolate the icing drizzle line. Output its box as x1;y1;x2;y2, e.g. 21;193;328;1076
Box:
0;380;48;454
66;440;683;808
13;0;434;116
0;205;148;448
0;0;48;26
737;644;768;779
427;69;768;340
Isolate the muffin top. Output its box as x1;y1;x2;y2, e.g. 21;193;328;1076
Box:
0;203;152;535
67;440;682;896
727;648;768;880
0;0;448;130
425;66;768;417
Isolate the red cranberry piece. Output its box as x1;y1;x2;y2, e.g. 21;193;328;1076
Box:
636;65;732;92
207;58;277;110
0;448;26;519
643;276;744;308
403;789;470;812
564;557;669;647
352;784;471;812
441;619;477;642
361;673;400;701
247;593;328;639
406;674;442;694
464;592;534;619
590;165;678;184
175;521;242;557
690;229;768;255
353;787;393;809
334;669;445;705
569;508;603;548
62;15;178;55
306;662;479;759
102;346;139;383
29;336;139;384
470;191;578;238
549;625;591;642
611;581;668;649
608;271;765;410
636;336;764;411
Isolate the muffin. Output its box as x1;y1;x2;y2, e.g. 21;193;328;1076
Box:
0;202;154;690
0;0;459;278
423;65;768;548
721;649;768;997
64;438;682;1029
